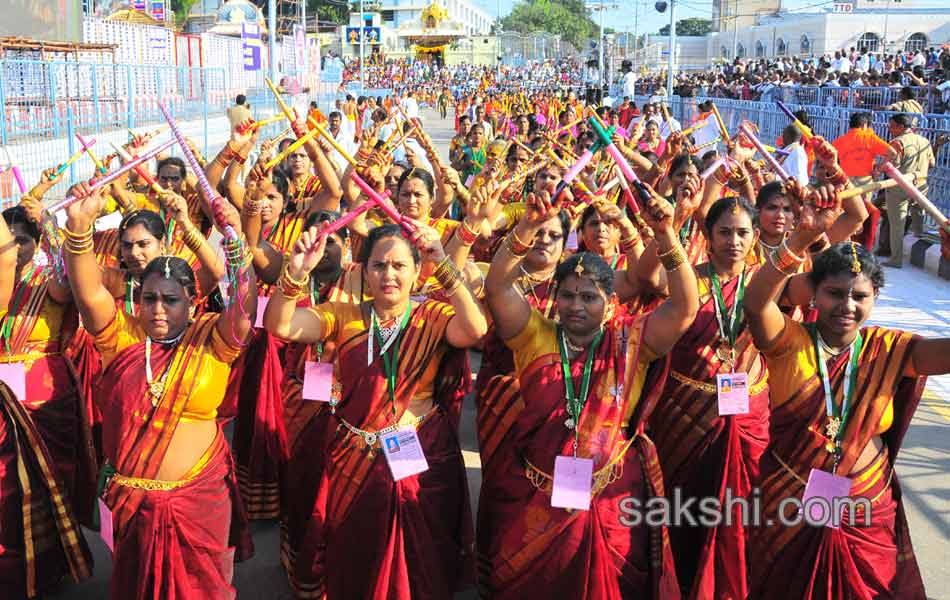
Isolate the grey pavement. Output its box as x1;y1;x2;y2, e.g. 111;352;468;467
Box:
49;107;947;599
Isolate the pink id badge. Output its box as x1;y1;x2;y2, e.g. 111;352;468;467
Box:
0;363;26;400
801;468;853;528
551;456;594;511
381;428;429;481
302;361;333;402
716;372;749;415
98;498;115;552
254;295;269;329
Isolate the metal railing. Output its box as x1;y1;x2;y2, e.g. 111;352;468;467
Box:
642;94;950;231
0;59;347;203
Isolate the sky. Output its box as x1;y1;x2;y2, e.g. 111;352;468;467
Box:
472;0;950;38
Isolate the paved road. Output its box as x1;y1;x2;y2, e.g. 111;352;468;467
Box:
50;107;948;599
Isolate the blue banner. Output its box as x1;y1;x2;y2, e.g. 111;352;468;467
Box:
242;22;262;72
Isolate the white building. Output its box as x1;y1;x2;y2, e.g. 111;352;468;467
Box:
706;0;950;62
379;0;493;36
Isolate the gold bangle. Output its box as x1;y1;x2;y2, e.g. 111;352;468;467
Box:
434;256;462;291
659;245;687;272
181;226;204;251
242;199;264;217
62;224;94;242
64;236;94;254
457;220;479;245
278;261;308;299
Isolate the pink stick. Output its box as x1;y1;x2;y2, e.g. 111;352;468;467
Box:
881;162;950;233
350;172;417;234
739;124;789;182
11;167;26;195
48;138;176;213
320;190;392;237
562;150;593;184
700;157;725;180
604;144;639;184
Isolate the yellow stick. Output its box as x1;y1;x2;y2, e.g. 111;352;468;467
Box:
249;113;286;131
264;77;297;126
310;117;359;168
710;103;732;145
838;179;898;200
680;118;709;138
264;127;321;170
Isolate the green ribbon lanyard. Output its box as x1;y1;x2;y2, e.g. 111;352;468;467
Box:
309;275;318;308
809;325;863;473
557;326;604;454
610;254;620;270
1;265;37;354
372;305;412;411
159;206;175;246
124;275;136;316
709;266;747;348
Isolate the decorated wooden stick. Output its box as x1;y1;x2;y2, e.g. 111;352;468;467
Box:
710;103;732;145
52;139;97;179
111;142;163;195
128;125;168;145
690;136;722;154
264;77;298;128
776;100;814;141
238;113;286;134
268;126;295;145
546;148;592;194
310;117;358;169
264;127;322;170
159;103;237;240
837;179;897;200
739;123;789;183
76;133;106;174
48;138;175;213
881;162;950;233
320;190;393;237
680;118;709;138
700;157;726;180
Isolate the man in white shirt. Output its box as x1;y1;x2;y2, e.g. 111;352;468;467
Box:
327;111;358;172
779;125;809;186
400;91;420;120
621;60;637;98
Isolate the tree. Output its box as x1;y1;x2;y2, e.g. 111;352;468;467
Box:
169;0;199;28
499;0;599;50
309;0;350;25
657;18;712;37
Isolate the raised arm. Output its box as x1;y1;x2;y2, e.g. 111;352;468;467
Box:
214;204;257;348
163;190;225;295
411;224;488;347
485;190;560;340
640;190;700;356
0;203;17;309
745;186;839;349
263;226;327;344
63;184;117;334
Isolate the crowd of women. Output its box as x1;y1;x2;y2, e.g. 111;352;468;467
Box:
0;81;949;600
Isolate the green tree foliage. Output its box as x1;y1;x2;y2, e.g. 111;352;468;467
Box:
169;0;199;28
499;0;599;49
657;18;712;37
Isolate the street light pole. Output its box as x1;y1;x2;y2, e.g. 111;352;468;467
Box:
268;0;277;85
667;0;675;97
359;0;365;94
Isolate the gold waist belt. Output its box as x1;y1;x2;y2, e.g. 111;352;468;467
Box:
524;436;637;498
670;369;769;395
110;472;194;492
336;404;437;448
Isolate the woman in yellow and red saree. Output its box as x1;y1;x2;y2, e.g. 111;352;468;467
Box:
62;182;258;599
643;197;769;600
744;193;950;599
0;203;94;599
480;186;699;599
264;221;487;599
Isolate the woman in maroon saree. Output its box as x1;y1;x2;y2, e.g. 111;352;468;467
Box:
744;190;950;599
642;196;769;600
0;202;93;599
481;186;699;599
263;222;487;599
63;182;257;599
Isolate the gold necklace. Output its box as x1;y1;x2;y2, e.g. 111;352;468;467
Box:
145;329;187;406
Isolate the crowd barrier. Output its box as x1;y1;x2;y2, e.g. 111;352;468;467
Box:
638;94;949;232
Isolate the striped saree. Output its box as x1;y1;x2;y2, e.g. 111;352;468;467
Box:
750;318;927;599
649;264;769;600
479;309;680;600
289;300;473;600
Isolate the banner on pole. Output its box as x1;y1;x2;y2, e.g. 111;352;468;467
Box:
242;22;262;72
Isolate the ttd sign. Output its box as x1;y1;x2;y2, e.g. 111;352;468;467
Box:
833;3;854;13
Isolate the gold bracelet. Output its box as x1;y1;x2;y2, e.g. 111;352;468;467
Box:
433;256;462;291
278;261;309;299
181;226;204;252
659;245;687;272
771;240;806;276
64;236;94;254
457;220;479;245
62;224;94;242
242;199;264;217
